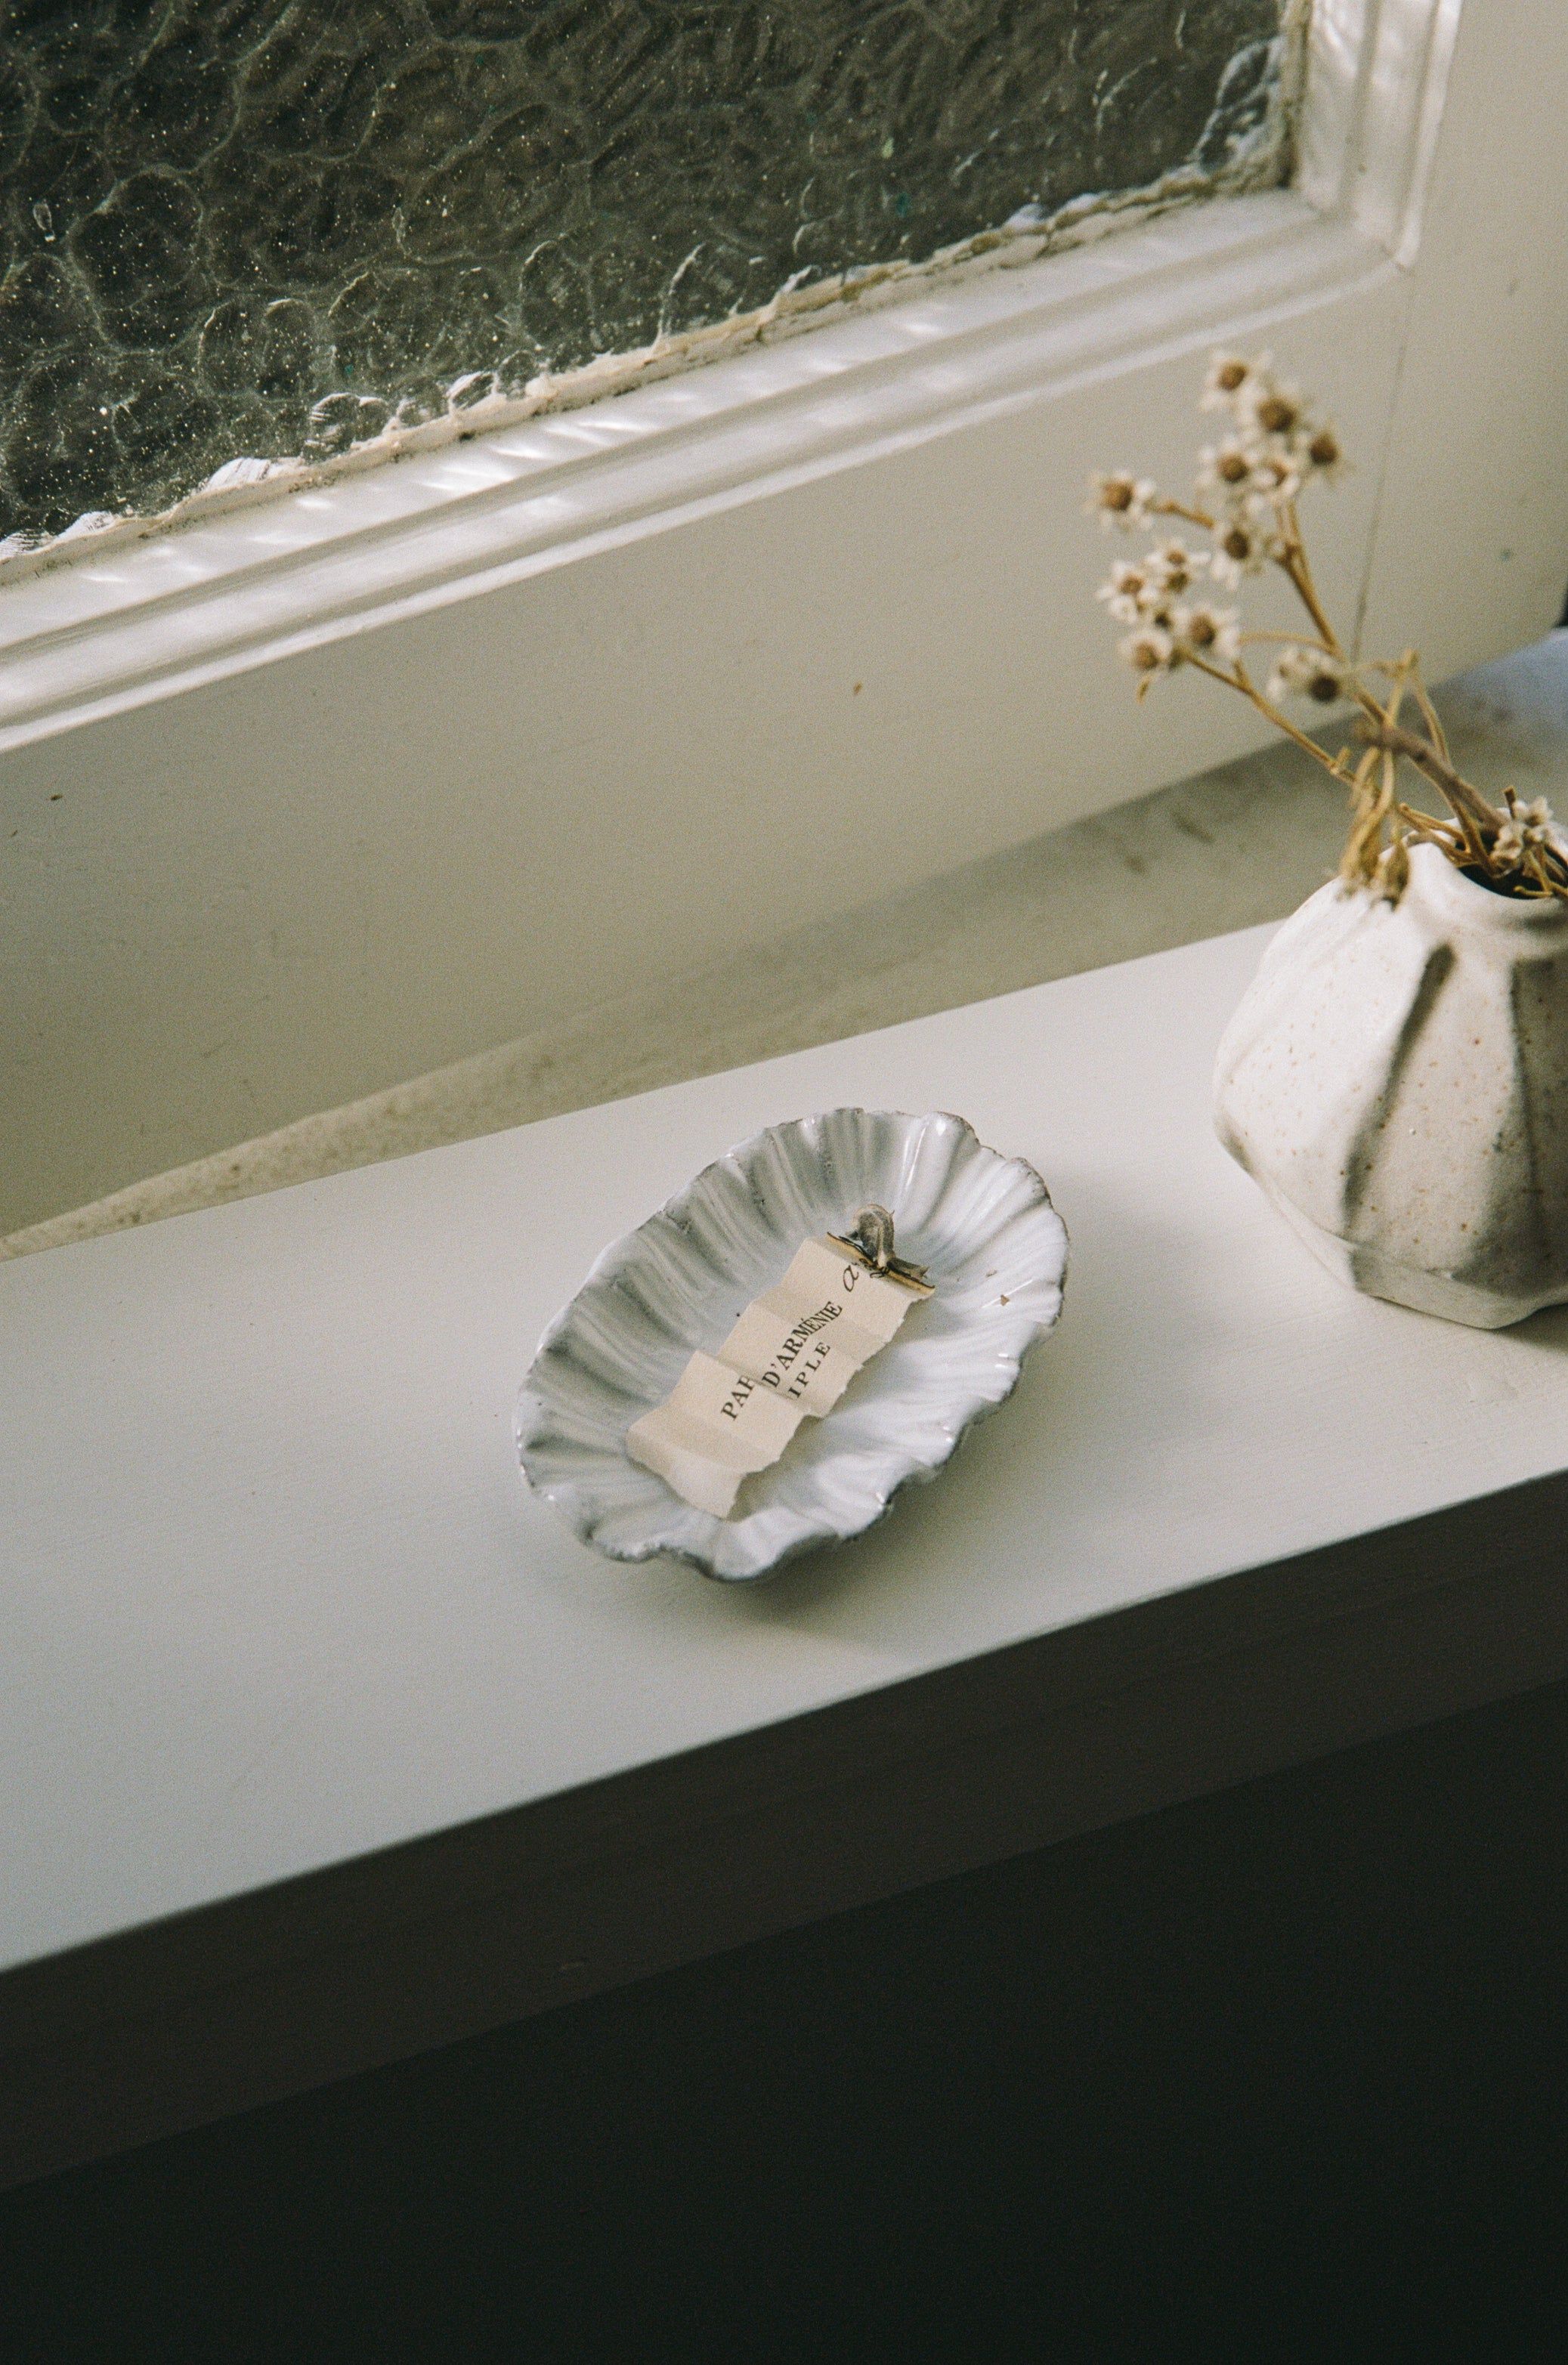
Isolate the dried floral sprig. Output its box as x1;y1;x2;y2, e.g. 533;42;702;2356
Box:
1088;356;1568;902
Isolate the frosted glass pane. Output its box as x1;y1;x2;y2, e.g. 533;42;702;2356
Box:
0;1;1285;544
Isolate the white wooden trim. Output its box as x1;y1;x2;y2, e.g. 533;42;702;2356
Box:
1359;0;1568;677
1297;0;1464;258
1357;0;1465;264
1294;0;1375;215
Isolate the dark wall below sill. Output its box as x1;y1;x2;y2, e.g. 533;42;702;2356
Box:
6;1674;1568;2360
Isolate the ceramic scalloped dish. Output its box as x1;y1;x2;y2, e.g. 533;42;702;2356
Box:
515;1107;1069;1581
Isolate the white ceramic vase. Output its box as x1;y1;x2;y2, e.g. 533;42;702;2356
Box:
1214;841;1568;1328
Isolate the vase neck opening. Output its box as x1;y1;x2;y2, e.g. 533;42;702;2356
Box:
1404;839;1568;939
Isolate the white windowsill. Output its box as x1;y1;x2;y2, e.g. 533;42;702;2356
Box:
4;916;1566;2182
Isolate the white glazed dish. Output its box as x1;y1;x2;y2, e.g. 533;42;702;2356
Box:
515;1107;1069;1580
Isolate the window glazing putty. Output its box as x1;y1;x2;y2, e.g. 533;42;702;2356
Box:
0;2;1288;549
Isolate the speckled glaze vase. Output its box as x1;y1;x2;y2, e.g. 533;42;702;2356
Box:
1214;842;1568;1328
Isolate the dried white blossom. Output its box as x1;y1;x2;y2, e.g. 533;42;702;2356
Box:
1300;420;1347;483
1143;537;1208;596
1096;558;1160;624
1197;437;1259;504
1090;359;1372;734
1208;507;1281;586
1200;351;1343;493
1171;601;1242;666
1239;373;1307;443
1082;358;1551;906
1087;470;1157;530
1200;351;1270;413
1245;444;1304;503
1266;645;1350;705
1117;622;1177;682
1495;795;1556;864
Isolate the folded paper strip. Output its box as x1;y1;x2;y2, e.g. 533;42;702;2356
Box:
626;1235;926;1517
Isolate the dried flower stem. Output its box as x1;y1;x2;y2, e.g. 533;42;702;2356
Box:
1089;355;1568;903
1356;719;1497;834
1273;502;1340;651
1177;645;1353;778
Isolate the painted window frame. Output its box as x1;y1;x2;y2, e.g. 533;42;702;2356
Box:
0;0;1458;746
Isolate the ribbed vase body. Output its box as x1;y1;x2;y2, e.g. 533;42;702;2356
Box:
1214;843;1568;1328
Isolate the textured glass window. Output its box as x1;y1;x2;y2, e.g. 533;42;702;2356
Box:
1;2;1288;547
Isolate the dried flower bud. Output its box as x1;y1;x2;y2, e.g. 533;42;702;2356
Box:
1248;447;1302;501
1300;422;1347;484
1117;622;1177;684
1495;793;1556;864
1087;471;1156;530
1171;602;1241;666
1236;366;1305;441
1198;439;1256;497
1266;645;1350;705
1201;350;1269;413
1143;538;1207;596
1254;391;1301;435
1096;559;1155;623
1208;509;1279;586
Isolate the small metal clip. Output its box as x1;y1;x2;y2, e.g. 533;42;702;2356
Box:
828;1204;934;1294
